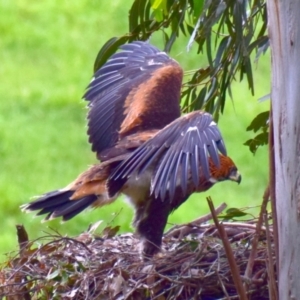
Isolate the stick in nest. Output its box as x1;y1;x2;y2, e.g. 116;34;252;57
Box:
164;202;227;239
207;196;248;300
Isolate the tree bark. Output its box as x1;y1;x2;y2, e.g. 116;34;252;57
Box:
267;1;300;299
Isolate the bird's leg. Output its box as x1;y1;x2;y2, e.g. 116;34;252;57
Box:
133;196;171;259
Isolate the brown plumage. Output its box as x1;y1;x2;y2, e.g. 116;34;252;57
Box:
22;41;241;258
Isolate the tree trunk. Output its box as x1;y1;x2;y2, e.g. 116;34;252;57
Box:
267;1;300;298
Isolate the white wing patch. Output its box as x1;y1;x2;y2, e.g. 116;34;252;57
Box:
146;58;164;66
186;126;198;132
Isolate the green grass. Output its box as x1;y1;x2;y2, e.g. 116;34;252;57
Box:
0;1;270;260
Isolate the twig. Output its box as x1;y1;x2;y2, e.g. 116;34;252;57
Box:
264;212;278;300
207;197;248;300
244;185;270;283
16;224;29;257
217;266;230;299
165;202;227;238
205;221;272;232
15;224;32;300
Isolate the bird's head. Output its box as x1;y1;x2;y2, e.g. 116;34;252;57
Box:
209;155;241;184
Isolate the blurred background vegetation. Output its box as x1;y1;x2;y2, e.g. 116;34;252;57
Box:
1;0;269;261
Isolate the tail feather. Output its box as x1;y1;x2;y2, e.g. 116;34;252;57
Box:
24;190;73;211
21;190;97;221
49;195;97;221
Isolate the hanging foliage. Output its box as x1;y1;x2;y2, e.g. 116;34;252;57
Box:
93;0;269;151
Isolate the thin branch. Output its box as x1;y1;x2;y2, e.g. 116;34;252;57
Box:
16;224;29;257
165;202;227;239
15;224;31;300
207;197;248;300
264;212;278;300
244;185;270;283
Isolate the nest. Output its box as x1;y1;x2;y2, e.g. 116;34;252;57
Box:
0;201;276;300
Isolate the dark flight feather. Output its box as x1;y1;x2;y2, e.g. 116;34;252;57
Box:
23;190;97;221
108;111;227;201
84;41;183;159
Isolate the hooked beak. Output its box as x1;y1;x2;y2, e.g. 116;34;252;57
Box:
229;170;242;184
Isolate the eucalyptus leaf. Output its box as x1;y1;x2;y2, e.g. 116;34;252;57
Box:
246;111;269;132
244;132;269;154
95;0;269;153
93;36;129;73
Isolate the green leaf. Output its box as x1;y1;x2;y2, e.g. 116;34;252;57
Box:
255;37;269;62
102;225;120;238
152;9;164;22
244;111;269;154
244;57;254;95
129;0;138;32
150;0;167;22
192;0;204;20
196;67;211;83
206;32;213;67
129;0;148;32
47;269;61;280
214;36;231;68
194;87;207;110
244;132;269;154
93;36;129;73
98;0;268;131
151;0;160;9
165;4;186;52
226;208;248;217
219;208;248;220
246;111;269;132
204;77;217;105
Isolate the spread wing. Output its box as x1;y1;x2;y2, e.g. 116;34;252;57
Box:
84;41;183;159
107;111;227;201
98;130;158;161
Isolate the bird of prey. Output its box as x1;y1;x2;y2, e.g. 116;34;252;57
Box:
22;41;241;258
